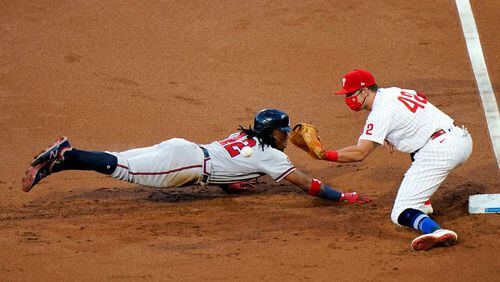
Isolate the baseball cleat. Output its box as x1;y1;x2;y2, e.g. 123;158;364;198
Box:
31;136;73;167
22;161;52;192
411;229;458;251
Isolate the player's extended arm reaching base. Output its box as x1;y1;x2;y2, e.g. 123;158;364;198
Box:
284;169;369;204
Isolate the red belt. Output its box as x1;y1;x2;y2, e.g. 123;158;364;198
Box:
412;128;450;160
430;129;446;140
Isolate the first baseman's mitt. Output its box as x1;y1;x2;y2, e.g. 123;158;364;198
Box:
290;123;325;159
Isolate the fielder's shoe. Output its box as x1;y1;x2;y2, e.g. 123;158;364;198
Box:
420;199;434;215
411;229;458;251
22;161;52;192
31;136;73;167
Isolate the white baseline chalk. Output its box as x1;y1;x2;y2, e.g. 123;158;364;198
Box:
455;0;500;169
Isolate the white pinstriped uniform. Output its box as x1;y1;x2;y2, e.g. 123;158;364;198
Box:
109;133;296;188
358;87;473;223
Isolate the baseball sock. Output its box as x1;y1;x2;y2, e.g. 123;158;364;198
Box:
52;149;117;175
397;208;441;234
417;217;441;234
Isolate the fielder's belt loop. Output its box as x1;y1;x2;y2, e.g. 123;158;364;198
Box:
198;146;211;184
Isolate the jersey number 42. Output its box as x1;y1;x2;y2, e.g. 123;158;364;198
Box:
397;91;427;113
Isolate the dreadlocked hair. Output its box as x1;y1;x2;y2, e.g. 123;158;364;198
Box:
238;125;276;151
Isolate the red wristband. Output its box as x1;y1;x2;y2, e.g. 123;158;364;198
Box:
308;178;322;196
324;150;339;162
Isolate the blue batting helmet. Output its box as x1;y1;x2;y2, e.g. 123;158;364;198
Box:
253;109;291;134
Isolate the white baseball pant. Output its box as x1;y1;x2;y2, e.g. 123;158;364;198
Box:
109;138;205;188
391;126;473;224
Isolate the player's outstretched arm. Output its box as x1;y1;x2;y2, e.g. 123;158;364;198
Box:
284;170;370;204
323;139;378;163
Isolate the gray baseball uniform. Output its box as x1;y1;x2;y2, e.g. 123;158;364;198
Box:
110;132;296;188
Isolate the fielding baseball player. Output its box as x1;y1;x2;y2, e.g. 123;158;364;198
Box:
22;109;370;205
325;69;473;250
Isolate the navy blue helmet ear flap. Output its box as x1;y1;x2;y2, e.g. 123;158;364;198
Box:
253;108;291;134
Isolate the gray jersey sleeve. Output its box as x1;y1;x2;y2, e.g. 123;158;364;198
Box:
258;148;296;182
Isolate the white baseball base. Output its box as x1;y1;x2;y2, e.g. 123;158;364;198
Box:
468;194;500;214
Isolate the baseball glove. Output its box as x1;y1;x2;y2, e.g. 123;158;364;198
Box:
290;123;325;159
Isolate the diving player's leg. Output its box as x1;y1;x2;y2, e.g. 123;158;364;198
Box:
110;138;205;188
52;149;117;174
22;136;119;192
112;144;160;159
51;142;172;176
22;137;204;191
110;147;168;187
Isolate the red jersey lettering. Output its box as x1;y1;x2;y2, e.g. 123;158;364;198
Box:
397;91;427;113
218;133;257;157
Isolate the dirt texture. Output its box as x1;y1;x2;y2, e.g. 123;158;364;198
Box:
1;0;499;281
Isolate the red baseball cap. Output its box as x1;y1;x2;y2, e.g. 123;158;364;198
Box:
334;69;376;95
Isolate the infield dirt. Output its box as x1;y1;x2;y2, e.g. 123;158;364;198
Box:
1;1;499;280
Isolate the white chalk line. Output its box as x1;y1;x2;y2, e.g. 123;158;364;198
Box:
455;0;500;170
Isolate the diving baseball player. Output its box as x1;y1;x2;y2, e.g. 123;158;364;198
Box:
319;69;472;250
22;109;370;205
